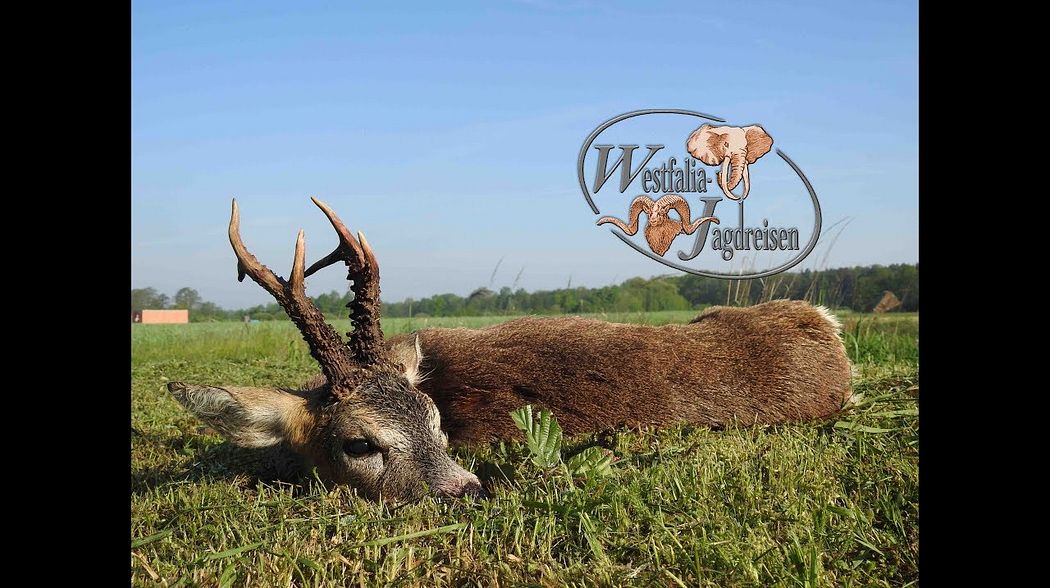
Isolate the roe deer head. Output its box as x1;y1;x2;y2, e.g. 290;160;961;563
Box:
167;198;483;503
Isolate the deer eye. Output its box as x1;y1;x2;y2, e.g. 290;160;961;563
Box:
343;439;376;457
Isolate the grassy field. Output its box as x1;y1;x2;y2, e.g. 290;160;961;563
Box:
131;310;918;587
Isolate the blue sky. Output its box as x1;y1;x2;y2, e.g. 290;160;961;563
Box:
132;0;918;309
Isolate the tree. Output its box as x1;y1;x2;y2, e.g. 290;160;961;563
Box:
132;287;168;312
212;262;919;320
194;301;225;321
173;287;202;310
312;290;348;315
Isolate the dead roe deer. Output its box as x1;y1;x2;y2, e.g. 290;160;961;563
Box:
167;198;853;503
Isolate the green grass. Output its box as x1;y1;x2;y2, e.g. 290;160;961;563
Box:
131;311;709;364
132;310;918;587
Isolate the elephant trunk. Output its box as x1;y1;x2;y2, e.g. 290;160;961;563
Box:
718;152;749;201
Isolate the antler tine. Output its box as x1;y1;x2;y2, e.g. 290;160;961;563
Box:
229;199;283;293
306;196;386;363
357;230;378;269
290;229;306;292
227;199;359;388
304;196;366;277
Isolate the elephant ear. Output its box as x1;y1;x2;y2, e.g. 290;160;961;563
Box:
744;125;774;164
687;124;725;165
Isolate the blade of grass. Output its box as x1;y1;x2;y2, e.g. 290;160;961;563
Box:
352;522;467;548
206;542;264;561
834;422;896;434
131;529;172;548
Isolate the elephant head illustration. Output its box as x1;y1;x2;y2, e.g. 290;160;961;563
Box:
686;124;774;201
597;194;719;256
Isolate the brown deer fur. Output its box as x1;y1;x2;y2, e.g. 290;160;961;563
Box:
380;300;852;446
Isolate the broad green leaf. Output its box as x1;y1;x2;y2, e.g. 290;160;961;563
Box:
510;404;534;435
567;447;614;478
510;405;562;468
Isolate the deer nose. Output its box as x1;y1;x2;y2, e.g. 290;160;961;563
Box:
458;479;489;500
435;473;489;500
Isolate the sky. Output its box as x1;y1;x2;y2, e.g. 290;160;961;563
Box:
132;0;918;309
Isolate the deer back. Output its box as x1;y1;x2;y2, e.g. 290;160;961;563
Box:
388;300;852;445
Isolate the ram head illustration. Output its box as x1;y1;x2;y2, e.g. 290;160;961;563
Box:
597;194;719;256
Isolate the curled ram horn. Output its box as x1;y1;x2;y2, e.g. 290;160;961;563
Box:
598;194;719;256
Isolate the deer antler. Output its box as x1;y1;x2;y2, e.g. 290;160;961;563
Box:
304;196;385;366
229;199;364;392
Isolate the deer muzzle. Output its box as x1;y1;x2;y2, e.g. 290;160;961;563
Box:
432;470;487;499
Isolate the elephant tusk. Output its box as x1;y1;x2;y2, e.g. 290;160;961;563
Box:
740;163;750;201
718;157;740;201
718;156;752;201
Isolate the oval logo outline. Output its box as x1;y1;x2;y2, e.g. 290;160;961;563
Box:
577;109;822;280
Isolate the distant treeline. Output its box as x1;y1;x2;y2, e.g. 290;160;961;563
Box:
131;263;917;322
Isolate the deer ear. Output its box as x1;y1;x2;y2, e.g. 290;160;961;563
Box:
389;334;425;386
167;382;309;448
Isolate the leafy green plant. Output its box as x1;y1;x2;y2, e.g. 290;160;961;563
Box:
510;405;615;479
510;404;562;468
567;446;614;478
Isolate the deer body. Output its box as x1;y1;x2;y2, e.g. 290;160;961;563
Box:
168;198;852;503
385;301;852;445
